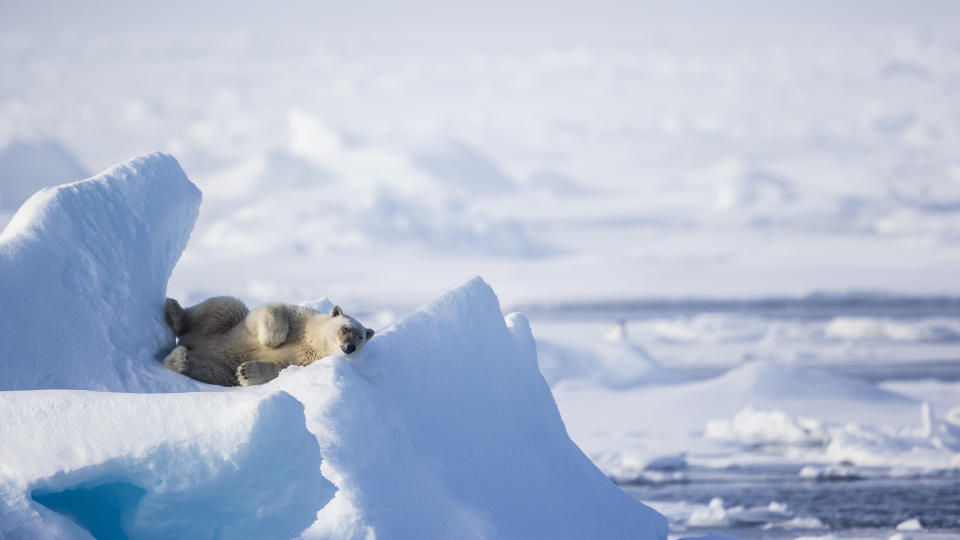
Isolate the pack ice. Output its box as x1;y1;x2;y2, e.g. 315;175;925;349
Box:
0;153;667;539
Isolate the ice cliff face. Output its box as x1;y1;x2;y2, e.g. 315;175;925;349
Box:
0;154;667;539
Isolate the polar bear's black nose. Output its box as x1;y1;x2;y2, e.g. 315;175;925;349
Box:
344;344;356;354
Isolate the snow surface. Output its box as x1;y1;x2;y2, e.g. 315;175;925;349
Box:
0;154;667;539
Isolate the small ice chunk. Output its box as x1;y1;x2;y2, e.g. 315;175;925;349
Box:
644;453;687;472
604;318;629;342
799;465;861;481
896;518;923;531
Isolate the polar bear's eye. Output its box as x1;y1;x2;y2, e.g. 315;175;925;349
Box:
341;325;350;334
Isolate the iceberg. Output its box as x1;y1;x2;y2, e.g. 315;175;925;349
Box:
0;153;667;539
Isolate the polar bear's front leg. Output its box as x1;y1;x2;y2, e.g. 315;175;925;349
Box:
255;305;290;348
237;361;283;386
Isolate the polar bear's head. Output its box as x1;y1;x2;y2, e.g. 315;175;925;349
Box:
321;305;375;356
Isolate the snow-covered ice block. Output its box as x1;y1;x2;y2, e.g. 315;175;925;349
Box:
274;277;668;540
0;156;665;538
0;152;202;392
0;389;332;540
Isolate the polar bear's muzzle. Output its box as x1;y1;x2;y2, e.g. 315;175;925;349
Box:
342;344;357;354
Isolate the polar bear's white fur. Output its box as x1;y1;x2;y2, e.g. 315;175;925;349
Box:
163;297;374;386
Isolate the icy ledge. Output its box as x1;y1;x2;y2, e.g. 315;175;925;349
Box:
0;154;667;539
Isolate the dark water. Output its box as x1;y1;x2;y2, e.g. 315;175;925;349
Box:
623;466;960;536
512;294;960;321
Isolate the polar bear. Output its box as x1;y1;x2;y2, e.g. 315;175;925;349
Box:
162;296;374;386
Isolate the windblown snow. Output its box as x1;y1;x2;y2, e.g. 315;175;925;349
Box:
0;153;667;539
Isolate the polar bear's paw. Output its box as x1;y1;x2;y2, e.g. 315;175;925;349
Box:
163;345;189;373
237;361;282;387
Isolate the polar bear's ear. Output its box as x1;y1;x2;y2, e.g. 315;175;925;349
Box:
365;328;375;340
330;305;342;317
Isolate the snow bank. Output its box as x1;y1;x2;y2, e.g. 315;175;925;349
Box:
0;390;332;540
273;277;667;539
0;152;202;392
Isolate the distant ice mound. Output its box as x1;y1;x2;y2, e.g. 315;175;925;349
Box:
0;155;666;538
710;362;912;403
538;338;684;389
0;152;202;392
703;157;795;211
412;138;515;196
188;135;545;260
0;139;88;210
